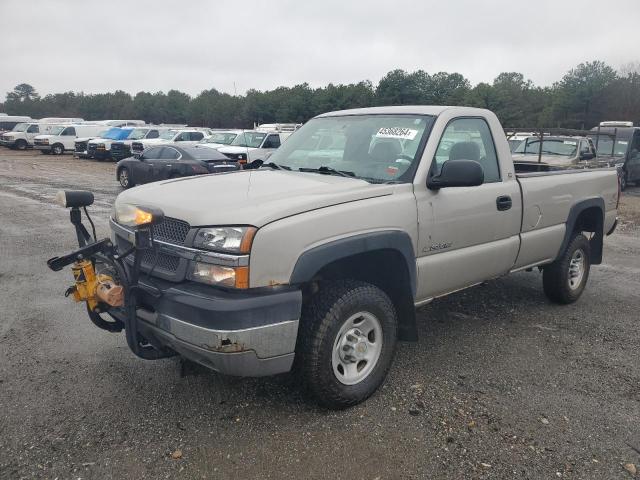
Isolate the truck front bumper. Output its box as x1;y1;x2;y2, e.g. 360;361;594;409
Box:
111;277;302;377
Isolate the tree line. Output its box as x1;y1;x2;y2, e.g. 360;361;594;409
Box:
2;60;640;130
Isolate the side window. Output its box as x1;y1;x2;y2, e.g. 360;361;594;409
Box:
159;147;180;160
142;147;162;158
190;132;204;141
631;132;640;159
27;125;39;133
264;134;281;148
147;130;159;139
433;118;500;183
174;133;187;142
62;127;76;136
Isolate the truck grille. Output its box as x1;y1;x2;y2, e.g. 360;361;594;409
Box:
75;141;87;152
87;143;97;155
111;142;130;159
141;249;181;272
152;217;190;245
131;142;144;153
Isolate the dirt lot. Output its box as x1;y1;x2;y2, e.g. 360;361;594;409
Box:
1;150;639;480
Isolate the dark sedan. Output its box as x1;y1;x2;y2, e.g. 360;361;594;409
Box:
116;145;239;188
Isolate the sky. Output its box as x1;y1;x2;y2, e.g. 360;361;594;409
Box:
0;0;638;100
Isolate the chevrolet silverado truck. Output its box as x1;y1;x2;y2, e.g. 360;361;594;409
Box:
49;106;619;409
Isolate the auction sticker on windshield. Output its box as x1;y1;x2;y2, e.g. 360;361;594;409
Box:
376;127;418;140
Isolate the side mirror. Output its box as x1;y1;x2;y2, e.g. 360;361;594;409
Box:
428;159;484;190
580;152;594;160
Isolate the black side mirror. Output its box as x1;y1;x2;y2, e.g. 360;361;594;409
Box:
580;152;594;160
428;159;484;190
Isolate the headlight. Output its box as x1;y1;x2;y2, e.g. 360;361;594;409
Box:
113;203;160;227
97;143;106;149
193;226;256;254
188;263;249;288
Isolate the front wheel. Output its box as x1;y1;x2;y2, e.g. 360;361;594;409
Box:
52;144;64;155
543;233;591;304
296;280;397;409
15;139;27;150
118;167;134;188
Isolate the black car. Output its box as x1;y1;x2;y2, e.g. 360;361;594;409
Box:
116;145;239;188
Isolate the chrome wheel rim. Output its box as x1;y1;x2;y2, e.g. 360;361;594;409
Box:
568;248;585;290
332;311;383;386
119;170;129;187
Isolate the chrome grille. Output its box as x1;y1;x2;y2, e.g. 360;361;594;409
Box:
151;217;190;245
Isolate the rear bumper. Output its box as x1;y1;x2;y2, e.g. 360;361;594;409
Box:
111;277;302;376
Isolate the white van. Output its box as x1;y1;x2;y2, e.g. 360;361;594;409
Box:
33;124;106;155
0;122;64;149
0;115;33;134
217;130;289;164
38;117;84;124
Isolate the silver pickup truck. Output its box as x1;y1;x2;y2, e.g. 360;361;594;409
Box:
51;106;619;408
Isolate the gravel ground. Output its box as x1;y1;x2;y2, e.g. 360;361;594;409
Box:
0;150;639;480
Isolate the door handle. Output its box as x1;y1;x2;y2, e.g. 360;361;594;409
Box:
496;195;512;211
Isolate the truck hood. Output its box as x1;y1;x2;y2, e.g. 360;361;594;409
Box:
115;170;393;227
89;138;114;145
218;145;258;154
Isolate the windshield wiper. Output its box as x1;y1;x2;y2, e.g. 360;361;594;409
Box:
299;166;355;178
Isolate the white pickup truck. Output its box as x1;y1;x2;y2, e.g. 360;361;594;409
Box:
51;106;619;408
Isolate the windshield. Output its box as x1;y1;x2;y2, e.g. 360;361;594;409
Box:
12;123;29;132
205;132;238;145
231;131;267;148
48;126;65;135
593;138;631;157
159;130;178;140
514;138;578;157
268;114;434;183
128;128;149;140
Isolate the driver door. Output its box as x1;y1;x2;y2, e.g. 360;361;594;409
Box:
415;117;522;300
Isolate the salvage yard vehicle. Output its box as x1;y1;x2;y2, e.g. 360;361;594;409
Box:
512;135;597;167
0;115;32;134
217;130;286;164
116;145;238;188
130;129;209;157
0;121;70;149
591;121;640;190
86;126;140;160
33;124;106;155
110;127;172;161
48;106;619;409
197;129;243;150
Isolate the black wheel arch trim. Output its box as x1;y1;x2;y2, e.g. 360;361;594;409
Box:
289;230;417;296
558;197;605;265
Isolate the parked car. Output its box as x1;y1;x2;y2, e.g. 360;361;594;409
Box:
0;115;32;135
51;105;619;408
130;129;209;156
116;145;238;188
590;121;640;190
33;124;106;155
197;129;243;150
216;130;286;164
512;135;597;168
110;127;176;161
0;122;69;149
87;127;140;160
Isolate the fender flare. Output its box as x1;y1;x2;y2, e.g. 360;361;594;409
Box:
289;230;417;295
558;197;605;264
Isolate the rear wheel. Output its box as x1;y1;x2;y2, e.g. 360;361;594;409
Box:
118;167;134;188
297;280;397;409
543;233;591;304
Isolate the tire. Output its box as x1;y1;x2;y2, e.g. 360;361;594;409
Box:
15;139;27;150
543;233;591;304
52;144;64;155
118;167;134;188
620;170;628;191
296;280;397;409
